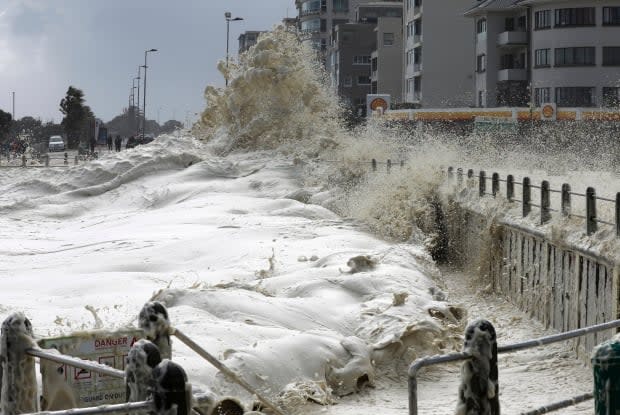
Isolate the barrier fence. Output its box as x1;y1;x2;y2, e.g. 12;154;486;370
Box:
447;166;620;237
408;319;620;415
1;302;286;415
0;152;99;168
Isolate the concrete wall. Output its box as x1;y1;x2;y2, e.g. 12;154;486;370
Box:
443;189;619;361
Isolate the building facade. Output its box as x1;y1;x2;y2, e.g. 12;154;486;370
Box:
238;31;267;54
371;15;404;102
329;2;403;114
403;0;475;107
468;0;620;108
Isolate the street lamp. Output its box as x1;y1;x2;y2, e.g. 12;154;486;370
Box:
135;71;142;134
142;48;157;140
225;12;243;86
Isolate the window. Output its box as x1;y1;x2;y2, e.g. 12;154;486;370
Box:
414;0;421;7
603;7;620;25
320;19;326;32
357;75;371;85
535;10;551;29
406;49;413;65
343;75;352;87
383;32;394;46
554;8;595;27
505;17;515;31
603;87;620;107
500;54;515;70
333;0;348;13
603;47;620;66
554;47;595;66
407;22;413;38
518;15;527;30
406;78;414;93
301;18;320;32
476;54;486;72
555;87;595;107
406;0;412;11
534;88;551;106
353;55;371;65
477;18;487;34
535;49;551;67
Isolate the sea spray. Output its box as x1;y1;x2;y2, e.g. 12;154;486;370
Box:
197;26;343;153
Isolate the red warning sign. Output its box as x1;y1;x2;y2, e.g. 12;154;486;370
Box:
74;368;91;381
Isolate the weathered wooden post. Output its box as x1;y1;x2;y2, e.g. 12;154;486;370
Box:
541;180;551;224
522;177;531;217
479;171;486;197
616;193;620;237
371;159;377;172
126;339;162;402
0;312;38;415
561;183;571;217
467;169;474;188
139;302;172;359
387;159;392;174
592;338;620;414
455;319;499;415
152;360;192;415
63;152;68;165
492;173;499;197
507;175;514;202
457;168;463;187
447;166;454;181
586;187;597;235
21;154;26;167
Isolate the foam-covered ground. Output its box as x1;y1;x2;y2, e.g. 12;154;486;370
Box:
0;134;467;411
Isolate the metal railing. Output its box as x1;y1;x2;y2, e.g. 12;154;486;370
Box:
409;319;620;415
448;166;620;236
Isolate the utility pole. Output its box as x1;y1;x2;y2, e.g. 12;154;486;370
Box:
11;91;15;120
142;48;157;140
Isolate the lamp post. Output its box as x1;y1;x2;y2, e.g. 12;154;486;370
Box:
135;71;141;134
142;48;157;140
225;12;243;86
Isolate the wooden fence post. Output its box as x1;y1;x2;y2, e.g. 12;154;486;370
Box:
541;180;551;224
523;177;531;217
586;187;597;235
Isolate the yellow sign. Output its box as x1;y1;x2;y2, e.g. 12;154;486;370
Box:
370;97;388;111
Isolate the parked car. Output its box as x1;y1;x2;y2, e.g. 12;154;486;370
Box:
48;135;65;152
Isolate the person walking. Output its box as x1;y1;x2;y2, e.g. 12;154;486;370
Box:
106;134;113;151
115;135;122;152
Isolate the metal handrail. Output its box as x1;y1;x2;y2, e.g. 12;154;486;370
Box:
25;401;152;415
26;347;125;378
408;319;620;415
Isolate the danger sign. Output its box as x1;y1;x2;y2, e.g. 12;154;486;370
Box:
38;329;143;410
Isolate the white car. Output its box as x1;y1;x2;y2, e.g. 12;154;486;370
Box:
48;135;65;152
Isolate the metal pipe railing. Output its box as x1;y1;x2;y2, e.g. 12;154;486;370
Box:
26;348;125;378
408;319;620;415
26;401;152;415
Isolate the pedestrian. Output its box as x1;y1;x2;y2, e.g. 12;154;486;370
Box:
115;135;122;152
107;134;113;151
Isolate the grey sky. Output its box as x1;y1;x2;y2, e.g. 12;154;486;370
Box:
0;0;293;124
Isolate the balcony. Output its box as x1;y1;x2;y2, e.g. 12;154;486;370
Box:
497;31;528;47
300;9;320;17
497;68;527;81
413;63;422;73
413;5;422;16
414;34;422;44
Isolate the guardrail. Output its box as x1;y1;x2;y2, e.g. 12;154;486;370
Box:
0;152;100;168
1;303;285;415
409;319;620;415
447;166;620;237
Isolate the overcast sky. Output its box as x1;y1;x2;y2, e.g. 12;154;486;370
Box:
0;0;293;124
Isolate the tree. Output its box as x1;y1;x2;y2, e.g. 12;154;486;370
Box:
0;109;12;144
59;86;87;149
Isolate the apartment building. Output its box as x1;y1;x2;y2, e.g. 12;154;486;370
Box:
371;16;404;102
403;0;475;107
467;0;620;108
238;31;267;54
526;0;620;108
329;2;403;114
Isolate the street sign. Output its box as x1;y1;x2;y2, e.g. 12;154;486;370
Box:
38;329;143;410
